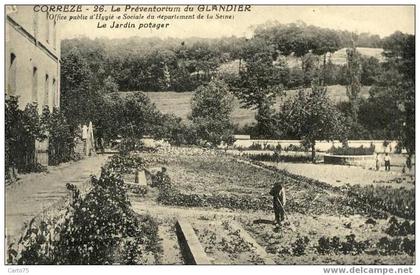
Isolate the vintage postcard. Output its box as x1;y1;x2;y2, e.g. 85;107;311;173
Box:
3;3;416;271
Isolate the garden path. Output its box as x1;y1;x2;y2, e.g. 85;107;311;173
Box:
5;155;109;245
262;162;415;189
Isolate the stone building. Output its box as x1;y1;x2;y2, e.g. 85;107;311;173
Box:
6;5;61;166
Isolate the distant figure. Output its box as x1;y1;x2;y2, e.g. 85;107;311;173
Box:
269;182;286;226
375;153;381;171
384;153;391;171
406;156;412;171
154;167;171;189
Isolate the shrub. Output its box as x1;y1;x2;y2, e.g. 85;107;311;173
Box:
248;143;263;150
385;217;415;236
41;106;75;166
328;144;375;155
8;168;161;264
316;235;370;255
106;154;146;174
291;236;310;256
6;96;47;177
283;144;307;152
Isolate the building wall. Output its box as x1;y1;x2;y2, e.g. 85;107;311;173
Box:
5;5;60;112
5;5;61;167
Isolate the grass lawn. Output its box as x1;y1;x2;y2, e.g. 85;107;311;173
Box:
140;85;370;127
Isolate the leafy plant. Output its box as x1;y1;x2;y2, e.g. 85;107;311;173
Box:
291;236;310;256
8;167;161;264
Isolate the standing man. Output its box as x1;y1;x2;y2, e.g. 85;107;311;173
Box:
384;153;391;171
269;182;286;226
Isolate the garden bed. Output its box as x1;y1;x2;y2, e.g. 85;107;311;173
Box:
324;154;375;167
191;219;266;264
239;214;415;265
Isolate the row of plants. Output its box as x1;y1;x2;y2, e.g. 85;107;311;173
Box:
343;184;415;220
158;187;272;211
316;235;414;256
242;152;321;163
327;144;376;155
237;143;308;152
8;168;161;264
250;160;414;220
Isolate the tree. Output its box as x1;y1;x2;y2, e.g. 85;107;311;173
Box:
361;56;382;85
233;37;285;137
275;85;349;162
189;80;234;146
60;48;96;130
42;107;75;165
102;76;119;94
369;32;415;159
345;43;363;124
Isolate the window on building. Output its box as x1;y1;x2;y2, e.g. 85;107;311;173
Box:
52;78;57;107
45;74;49;107
53;21;57;49
46;12;50;44
32;67;38;103
8;53;17;95
33;11;38;37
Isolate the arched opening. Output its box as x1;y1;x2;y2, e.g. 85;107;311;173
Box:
8;53;17;95
44;74;49;107
32;67;38;103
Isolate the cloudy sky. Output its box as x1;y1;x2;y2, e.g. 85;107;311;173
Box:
59;5;415;39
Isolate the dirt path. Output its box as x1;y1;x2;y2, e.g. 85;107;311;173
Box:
262;162;414;188
6;155;109;243
157;223;184;264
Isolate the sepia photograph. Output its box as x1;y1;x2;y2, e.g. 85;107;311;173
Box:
3;2;416;270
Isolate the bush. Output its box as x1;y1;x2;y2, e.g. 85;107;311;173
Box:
117;138;146;155
8;168;161;264
6;96;47;177
328;145;375;155
106;154;146;174
248;143;263;150
385;217;415;236
41;106;75;166
316;234;370;255
283;144;307;152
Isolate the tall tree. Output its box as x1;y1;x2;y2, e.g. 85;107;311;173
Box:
233;38;285;137
370;31;415;160
275;85;349;162
189;80;234;146
345;42;363;124
60;48;97;130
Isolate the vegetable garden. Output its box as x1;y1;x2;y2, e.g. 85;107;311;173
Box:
7;146;415;265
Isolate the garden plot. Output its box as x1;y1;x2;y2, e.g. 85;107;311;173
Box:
135;148;415;264
190;219;267;264
100;148;415;265
238;214;415;265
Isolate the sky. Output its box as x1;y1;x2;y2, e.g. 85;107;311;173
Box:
59;5;415;40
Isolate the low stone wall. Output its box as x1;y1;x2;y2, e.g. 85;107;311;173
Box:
232;139;400;153
324;154;375;168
